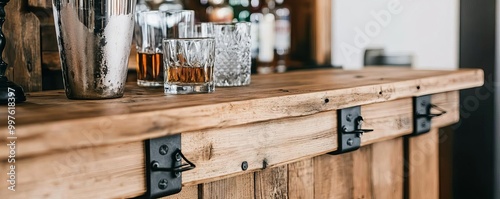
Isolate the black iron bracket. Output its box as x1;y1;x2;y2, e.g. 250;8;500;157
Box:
329;106;373;155
142;134;196;199
412;95;447;136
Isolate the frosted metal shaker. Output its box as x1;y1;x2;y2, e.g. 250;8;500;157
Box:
52;0;136;99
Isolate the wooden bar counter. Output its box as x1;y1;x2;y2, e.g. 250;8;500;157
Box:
0;67;484;199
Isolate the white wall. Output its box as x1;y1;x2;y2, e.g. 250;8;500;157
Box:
331;0;459;70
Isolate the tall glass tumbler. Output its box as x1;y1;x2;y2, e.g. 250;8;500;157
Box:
134;10;194;87
52;0;136;99
213;22;252;87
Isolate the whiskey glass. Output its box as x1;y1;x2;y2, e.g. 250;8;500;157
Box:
213;22;252;87
163;37;216;94
134;10;194;87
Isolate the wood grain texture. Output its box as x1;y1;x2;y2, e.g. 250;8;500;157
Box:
200;173;254;199
314;152;353;199
439;127;454;199
288;159;314;199
406;129;440;199
160;186;198;199
314;138;404;199
181;111;336;186
255;166;289;199
0;91;460;198
0;142;145;199
312;0;332;64
371;138;404;199
361;98;412;145
431;91;460;127
0;68;481;160
28;0;52;8
4;0;43;91
42;51;61;71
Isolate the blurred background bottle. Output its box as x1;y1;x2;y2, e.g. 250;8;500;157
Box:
249;0;262;73
272;0;290;73
158;0;184;11
257;0;275;74
207;0;234;22
229;0;250;22
137;0;151;12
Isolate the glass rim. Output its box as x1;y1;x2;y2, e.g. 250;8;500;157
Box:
212;22;251;26
136;9;195;15
163;37;215;42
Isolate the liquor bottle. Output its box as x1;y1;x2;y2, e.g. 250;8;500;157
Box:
158;0;183;11
207;0;234;22
272;0;290;73
249;0;262;73
230;0;250;22
136;0;151;12
257;0;275;74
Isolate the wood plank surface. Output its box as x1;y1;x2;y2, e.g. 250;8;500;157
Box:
182;110;336;186
314;151;354;199
371;138;404;199
161;186;198;199
405;129;440;199
431;91;460;127
288;159;314;199
200;173;254;199
255;166;289;199
0;92;458;198
0;68;480;160
314;138;404;199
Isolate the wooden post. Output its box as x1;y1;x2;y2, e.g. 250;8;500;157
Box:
4;0;42;91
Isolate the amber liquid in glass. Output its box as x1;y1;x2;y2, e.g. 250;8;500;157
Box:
136;52;163;86
167;66;212;84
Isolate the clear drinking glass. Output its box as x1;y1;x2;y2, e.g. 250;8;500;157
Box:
134;10;194;87
163;37;216;94
213;22;252;87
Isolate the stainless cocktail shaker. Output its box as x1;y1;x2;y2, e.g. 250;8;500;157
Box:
52;0;136;99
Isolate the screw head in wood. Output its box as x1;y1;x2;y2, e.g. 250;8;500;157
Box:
159;145;169;155
347;138;354;146
241;161;248;171
158;179;168;190
346;114;352;122
421;121;427;128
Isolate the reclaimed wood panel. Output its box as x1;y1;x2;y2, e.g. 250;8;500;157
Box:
200;173;254;199
255;166;289;199
182;110;336;186
431;91;460;127
314;152;353;199
161;186;198;199
0;91;458;198
371;138;404;199
288;159;314;199
4;0;43;91
361;98;412;145
314;138;404;199
0;68;479;160
405;129;440;199
352;146;373;199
